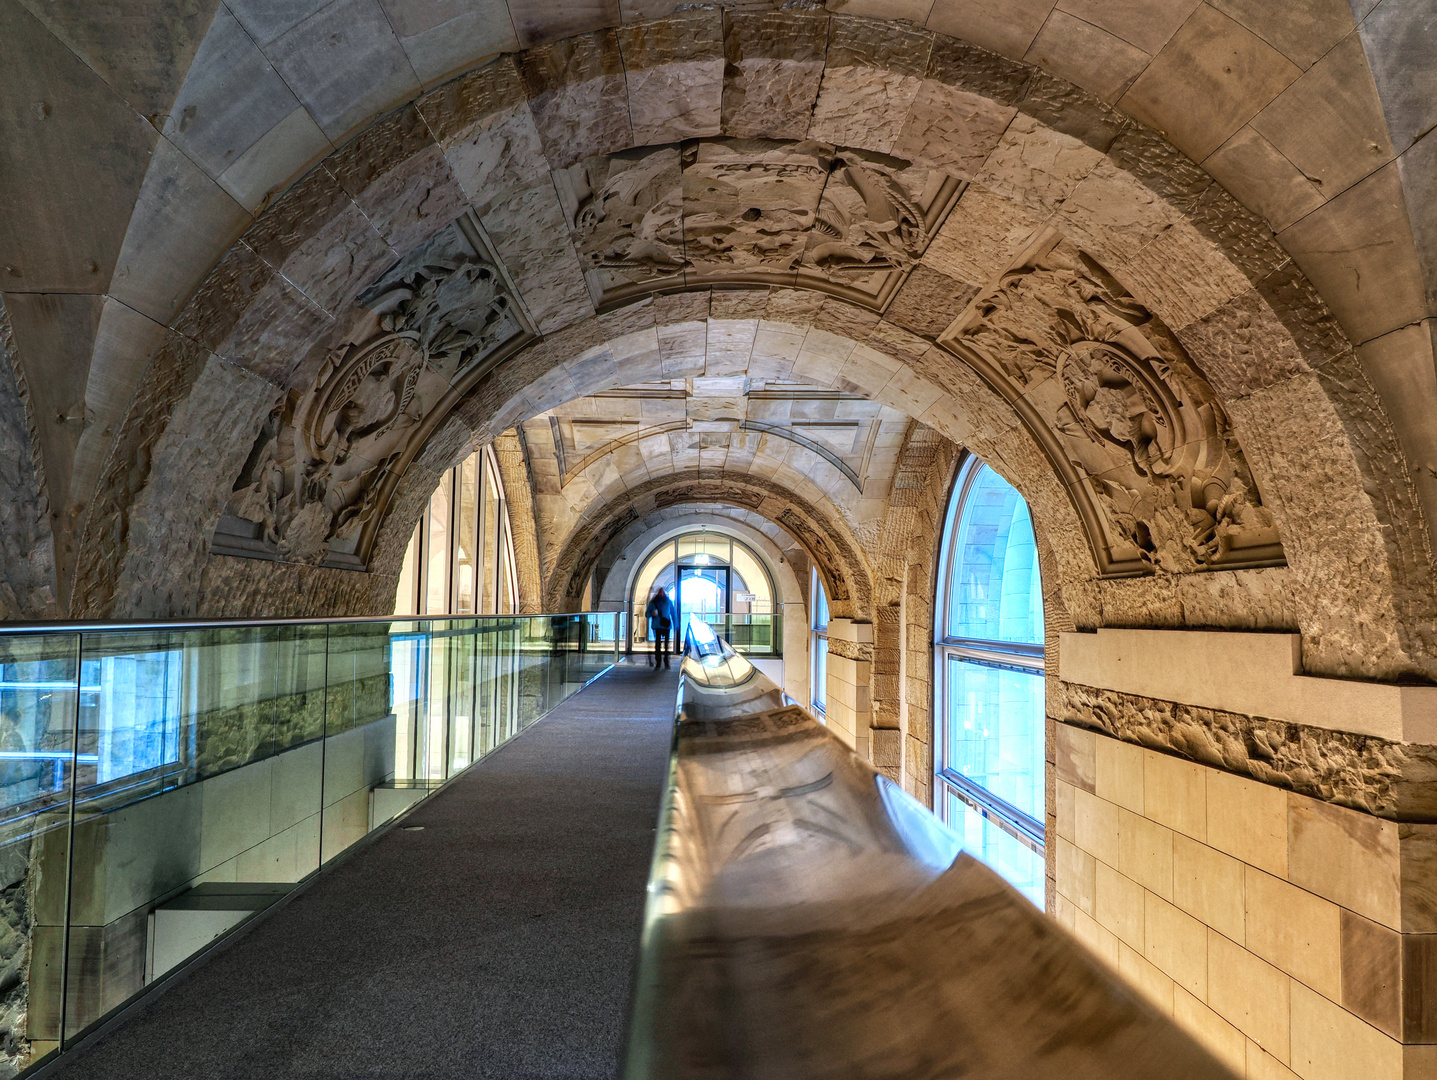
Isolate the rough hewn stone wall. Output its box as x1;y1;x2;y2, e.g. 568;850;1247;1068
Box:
0;299;59;620
492;431;543;614
868;424;957;797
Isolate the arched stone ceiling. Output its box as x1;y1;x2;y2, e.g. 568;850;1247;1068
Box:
0;10;1432;681
518;377;914;595
539;466;876;619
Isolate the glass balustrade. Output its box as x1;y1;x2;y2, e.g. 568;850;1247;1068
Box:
628;612;783;656
0;612;622;1078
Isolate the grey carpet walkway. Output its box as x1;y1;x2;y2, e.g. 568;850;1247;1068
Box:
46;659;681;1080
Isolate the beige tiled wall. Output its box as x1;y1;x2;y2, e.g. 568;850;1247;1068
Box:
823;619;872;756
1052;724;1434;1080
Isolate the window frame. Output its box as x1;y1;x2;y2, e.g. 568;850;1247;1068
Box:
393;445;518;617
933;455;1047;855
625;531;780;652
810;567;829;718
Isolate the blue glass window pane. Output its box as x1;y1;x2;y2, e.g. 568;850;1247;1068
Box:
947;466;1043;645
812;638;828;713
944;657;1044;822
82;650;183;783
948;793;1045;909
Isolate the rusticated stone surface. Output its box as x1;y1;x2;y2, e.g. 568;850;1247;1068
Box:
424;93;549;205
1018;68;1127;154
1255;256;1358;370
891;77;1016;176
261;197;393;320
721;12;826;140
920;182;1042;287
479;182;594;334
976;112;1103;217
415;55;529;143
809;18;932;152
109;355;277;618
518;30;633;169
923;33;1031;105
0;871;29;1077
1229;370;1431;680
1174;287;1312;400
883;265;978;337
1058;684;1437;822
492;430;544;613
826;635;873;662
70;330;215;619
1089;565;1299;632
0;300;59;619
616;13;724;144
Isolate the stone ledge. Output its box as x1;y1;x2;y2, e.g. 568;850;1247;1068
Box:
1057;682;1437;822
1060;629;1437;744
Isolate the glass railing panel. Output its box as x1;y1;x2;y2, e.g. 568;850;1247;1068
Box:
388;621;427;788
515;616;550;730
0;611;619;1074
371;620;437;832
421;620;452;785
677;614;781;656
3;632;79;1071
321;621;398;866
447;620;478;775
580;613;620;680
474;620;497;758
60;624;331;1045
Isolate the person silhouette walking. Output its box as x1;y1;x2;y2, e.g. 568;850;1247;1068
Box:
645;586;676;669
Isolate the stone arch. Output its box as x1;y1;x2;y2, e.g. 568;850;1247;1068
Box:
9;11;1422;681
491;429;544;614
540;470;875;622
588;503;810;612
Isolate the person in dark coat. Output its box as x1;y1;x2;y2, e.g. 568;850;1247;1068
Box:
645;587;677;669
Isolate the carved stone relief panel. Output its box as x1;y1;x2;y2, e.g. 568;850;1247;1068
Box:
214;214;532;568
681;140;830;279
685;139;964;308
939;227;1283;575
553;137;964;310
554;146;686;305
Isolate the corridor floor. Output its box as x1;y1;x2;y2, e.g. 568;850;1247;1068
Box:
45;659;681;1080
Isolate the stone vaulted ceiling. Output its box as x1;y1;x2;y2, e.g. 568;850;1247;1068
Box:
0;4;1434;683
520;376;912;612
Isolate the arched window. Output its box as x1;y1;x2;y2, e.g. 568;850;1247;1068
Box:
393;445;519;616
935;458;1046;907
810;569;829;717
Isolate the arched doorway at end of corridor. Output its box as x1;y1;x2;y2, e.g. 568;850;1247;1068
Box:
627;530;782;669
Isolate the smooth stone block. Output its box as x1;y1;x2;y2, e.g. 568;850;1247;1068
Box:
147;882;291;981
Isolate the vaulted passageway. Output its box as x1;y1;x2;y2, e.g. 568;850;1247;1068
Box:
4;1;1437;1077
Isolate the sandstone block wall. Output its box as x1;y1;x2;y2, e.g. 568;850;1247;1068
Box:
1054;723;1437;1079
823;618;873;756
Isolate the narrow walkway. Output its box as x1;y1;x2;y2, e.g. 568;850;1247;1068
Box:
48;660;681;1080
